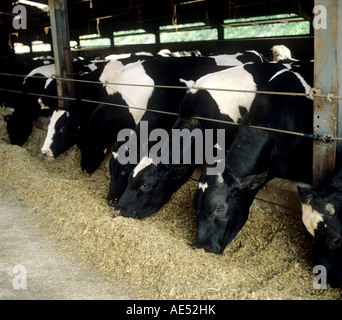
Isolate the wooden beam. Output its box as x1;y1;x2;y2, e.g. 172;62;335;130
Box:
313;0;341;187
48;0;74;107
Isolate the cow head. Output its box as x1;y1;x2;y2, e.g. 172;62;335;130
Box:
5;111;33;146
41;108;78;158
298;186;342;288
77;133;108;175
107;150;135;206
193;170;268;254
115;159;190;219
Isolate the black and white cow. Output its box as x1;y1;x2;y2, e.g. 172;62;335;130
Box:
77;53;265;174
114;61;293;219
5;57;95;146
107;62;231;205
41;54;154;159
4;62;56;145
193;63;313;254
298;167;342;288
0;48;38;109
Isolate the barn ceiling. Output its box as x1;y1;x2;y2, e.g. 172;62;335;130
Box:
1;0;314;46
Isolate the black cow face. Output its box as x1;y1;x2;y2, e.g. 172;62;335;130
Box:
41;109;77;158
5;112;32;146
193;170;268;254
115;161;187;219
78;137;108;175
107;153;135;206
298;187;342;288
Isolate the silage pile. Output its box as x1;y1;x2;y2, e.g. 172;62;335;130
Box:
0;118;341;300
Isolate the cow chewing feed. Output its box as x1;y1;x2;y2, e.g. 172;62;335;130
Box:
40;54;155;160
114;61;292;219
193;62;313;254
107;61;232;205
298;167;342;288
6;57;95;146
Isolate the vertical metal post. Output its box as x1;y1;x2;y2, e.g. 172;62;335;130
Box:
313;0;341;187
48;0;74;107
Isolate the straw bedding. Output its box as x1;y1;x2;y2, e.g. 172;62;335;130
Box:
0;118;341;300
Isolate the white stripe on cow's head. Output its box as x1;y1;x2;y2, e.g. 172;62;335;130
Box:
132;156;155;178
41;110;69;157
301;203;324;237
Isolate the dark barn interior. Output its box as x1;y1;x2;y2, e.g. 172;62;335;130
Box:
1;0;315;59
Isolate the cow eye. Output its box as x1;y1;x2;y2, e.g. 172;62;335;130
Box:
139;184;150;191
329;237;342;250
211;205;224;217
58;126;65;133
120;167;128;176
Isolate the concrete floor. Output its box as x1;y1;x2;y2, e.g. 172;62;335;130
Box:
0;193;136;300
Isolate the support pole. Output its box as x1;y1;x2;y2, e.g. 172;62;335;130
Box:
313;0;341;187
48;0;74;107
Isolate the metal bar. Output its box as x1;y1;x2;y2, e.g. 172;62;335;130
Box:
313;0;340;187
48;0;74;107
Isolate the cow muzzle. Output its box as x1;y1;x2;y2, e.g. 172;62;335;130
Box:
41;148;54;158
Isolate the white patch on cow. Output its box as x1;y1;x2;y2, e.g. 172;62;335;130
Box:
190;65;257;123
283;63;292;69
198;182;208;192
23;64;56;85
112;151;118;159
245;50;264;62
99;60;125;85
132;156;155;178
292;71;312;97
210;53;244;66
268;69;289;83
41;110;69;157
87;63;98;72
326;203;335;216
38;97;49;109
135;51;153;56
179;78;196;93
217;174;224;183
301;203;324;237
102;60;154;124
105;53;131;60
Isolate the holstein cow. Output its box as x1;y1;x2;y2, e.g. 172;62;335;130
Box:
40;54;154;159
5;62;55;145
193;63;313;254
5;57;95;146
114;61;292;219
298;167;342;288
107;63;230;205
78;52;266;174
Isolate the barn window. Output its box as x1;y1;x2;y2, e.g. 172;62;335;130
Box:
114;29;156;45
79;34;111;48
31;40;51;52
160;23;218;43
14;42;31;54
223;13;310;39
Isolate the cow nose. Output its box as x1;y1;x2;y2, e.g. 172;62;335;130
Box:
41;148;53;157
113;209;121;217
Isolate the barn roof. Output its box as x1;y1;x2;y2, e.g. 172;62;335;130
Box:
1;0;314;44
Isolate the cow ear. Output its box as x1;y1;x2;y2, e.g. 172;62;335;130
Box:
297;186;314;203
237;172;269;191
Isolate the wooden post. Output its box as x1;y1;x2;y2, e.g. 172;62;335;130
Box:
48;0;74;107
313;0;341;187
